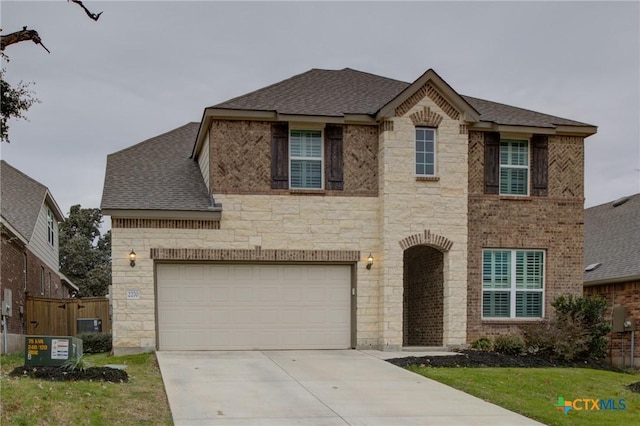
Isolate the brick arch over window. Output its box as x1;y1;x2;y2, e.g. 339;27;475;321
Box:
399;229;453;252
409;106;443;128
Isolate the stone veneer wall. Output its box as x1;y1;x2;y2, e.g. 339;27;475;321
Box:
466;131;585;341
584;281;640;368
110;195;381;353
403;245;444;346
209;120;378;196
378;90;468;349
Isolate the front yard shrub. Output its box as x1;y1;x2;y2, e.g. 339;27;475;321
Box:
552;294;611;360
78;333;112;354
470;337;493;351
520;295;611;362
493;334;525;355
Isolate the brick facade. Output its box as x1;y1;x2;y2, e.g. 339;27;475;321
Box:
1;233;64;335
585;281;640;368
403;246;444;346
466;131;585;341
209;120;379;196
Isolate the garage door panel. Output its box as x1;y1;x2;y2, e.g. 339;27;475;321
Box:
157;264;351;350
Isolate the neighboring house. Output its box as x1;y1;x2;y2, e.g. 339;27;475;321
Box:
583;194;640;367
101;67;596;355
0;160;78;353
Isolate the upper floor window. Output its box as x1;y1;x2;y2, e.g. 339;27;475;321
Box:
290;129;323;189
482;249;544;319
499;140;529;195
47;208;55;246
40;266;45;295
415;127;436;176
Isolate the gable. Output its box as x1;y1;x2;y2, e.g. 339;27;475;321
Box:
0;160;64;242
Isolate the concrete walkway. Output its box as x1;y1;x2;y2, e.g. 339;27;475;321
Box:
156;350;542;425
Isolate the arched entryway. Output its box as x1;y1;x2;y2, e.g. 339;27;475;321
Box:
403;245;444;346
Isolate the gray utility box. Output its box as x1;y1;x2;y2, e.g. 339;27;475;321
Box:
77;318;102;333
25;336;83;367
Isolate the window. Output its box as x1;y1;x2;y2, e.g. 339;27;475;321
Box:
499;140;529;195
23;253;27;290
415;127;436;176
47;208;55;246
290;129;323;189
40;267;45;295
482;249;544;318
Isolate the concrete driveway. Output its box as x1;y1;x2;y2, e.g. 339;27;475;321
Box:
156;350;542;425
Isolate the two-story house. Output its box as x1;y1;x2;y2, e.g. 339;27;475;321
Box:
1;160;78;353
101;68;596;355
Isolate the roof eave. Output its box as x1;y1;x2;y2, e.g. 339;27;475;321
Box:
584;274;640;287
102;208;222;221
0;218;29;246
43;190;65;222
192;109;378;150
469;122;598;137
376;68;481;123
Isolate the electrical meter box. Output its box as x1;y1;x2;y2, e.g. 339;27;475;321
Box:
24;336;83;367
77;318;102;333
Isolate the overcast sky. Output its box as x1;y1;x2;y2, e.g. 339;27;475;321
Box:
2;1;639;229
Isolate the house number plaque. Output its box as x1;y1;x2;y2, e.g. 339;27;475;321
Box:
127;290;140;299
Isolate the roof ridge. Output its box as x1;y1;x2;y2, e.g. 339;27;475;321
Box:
1;160;48;193
107;122;199;158
586;193;640;210
210;69;318;109
461;94;592;126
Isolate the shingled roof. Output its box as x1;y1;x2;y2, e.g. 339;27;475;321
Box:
213;68;593;128
1;160;64;242
584;194;640;285
213;68;409;116
101;123;214;212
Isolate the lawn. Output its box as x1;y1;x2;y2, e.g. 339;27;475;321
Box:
0;352;173;425
408;366;640;426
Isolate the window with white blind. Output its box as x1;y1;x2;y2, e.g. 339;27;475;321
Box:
500;140;529;195
290;130;323;189
482;249;544;318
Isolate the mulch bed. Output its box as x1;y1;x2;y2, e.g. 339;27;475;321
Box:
386;349;617;370
387;349;640;393
8;366;128;383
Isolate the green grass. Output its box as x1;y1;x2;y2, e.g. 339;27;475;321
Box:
408;366;640;426
1;352;173;425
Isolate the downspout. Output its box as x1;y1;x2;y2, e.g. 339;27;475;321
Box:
2;315;7;355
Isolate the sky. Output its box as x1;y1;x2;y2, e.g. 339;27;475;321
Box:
1;1;639;230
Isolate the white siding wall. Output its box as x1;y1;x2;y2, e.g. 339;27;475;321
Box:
27;202;59;271
197;130;210;191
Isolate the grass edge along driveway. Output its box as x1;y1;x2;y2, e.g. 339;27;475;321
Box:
409;366;639;426
1;352;173;425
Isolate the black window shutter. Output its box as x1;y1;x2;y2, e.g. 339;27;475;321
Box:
325;124;344;190
531;134;548;196
271;122;289;189
484;132;500;194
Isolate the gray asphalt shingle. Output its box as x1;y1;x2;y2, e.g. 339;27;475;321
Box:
584;194;640;284
102;68;595;212
100;123;212;211
1;160;50;241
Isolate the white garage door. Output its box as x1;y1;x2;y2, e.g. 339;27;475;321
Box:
156;264;352;350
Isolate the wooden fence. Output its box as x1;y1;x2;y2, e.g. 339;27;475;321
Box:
25;296;111;336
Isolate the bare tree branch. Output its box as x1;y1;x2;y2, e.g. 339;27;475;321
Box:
1;27;50;53
70;0;103;21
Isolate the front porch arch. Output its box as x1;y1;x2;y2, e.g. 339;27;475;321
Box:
399;229;453;252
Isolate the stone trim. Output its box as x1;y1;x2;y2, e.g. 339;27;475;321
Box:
379;120;394;133
399;229;453;252
150;247;360;262
395;82;460;120
409;107;443;127
112;218;220;229
416;176;440;182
